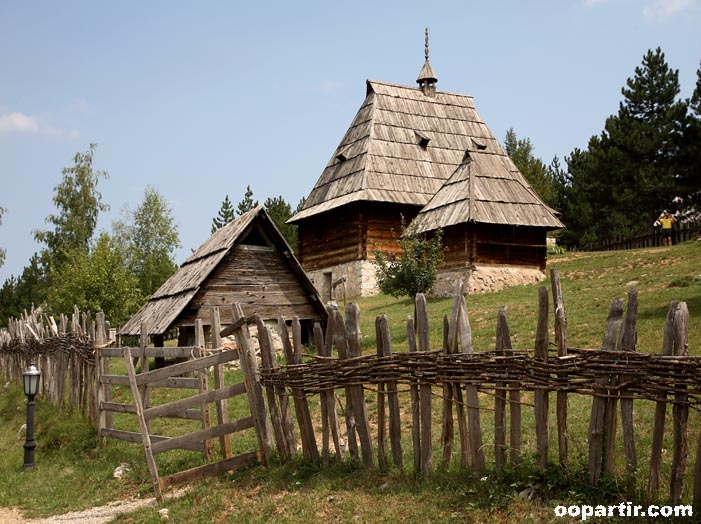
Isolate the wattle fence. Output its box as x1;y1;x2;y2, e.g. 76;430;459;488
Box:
590;220;701;251
1;270;700;511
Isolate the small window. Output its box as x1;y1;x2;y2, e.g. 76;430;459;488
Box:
336;145;351;163
336;152;347;162
415;131;430;150
471;138;487;151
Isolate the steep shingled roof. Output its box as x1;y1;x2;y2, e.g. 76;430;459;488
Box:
411;149;564;233
119;206;325;336
289;80;503;223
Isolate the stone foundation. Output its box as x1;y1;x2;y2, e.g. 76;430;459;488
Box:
433;264;546;296
306;260;379;301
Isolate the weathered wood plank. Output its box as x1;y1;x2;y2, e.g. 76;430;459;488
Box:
211;307;232;459
440;315;454;470
379;314;402;469
151;417;255;455
648;301;678;498
406;316;422;475
619;289;638;482
124;346;163;503
550;268;568;467
346;303;375;468
100;375;201;389
534;287;550;472
334;308;358;461
195;320;214;461
159;451;258;490
133;350;240;386
416;293;432;477
101;429;205;452
494;308;507;470
588;298;623;486
670;302;689;504
376;316;388;470
144;383;247;421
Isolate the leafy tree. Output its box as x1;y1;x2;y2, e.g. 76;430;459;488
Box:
34;144;109;275
211;195;236;233
0;254;51;326
504;128;560;209
264;196;297;251
123;187;180;297
682;61;701;209
372;220;443;298
237;185;258;216
47;233;142;324
560;48;689;248
0;207;5;268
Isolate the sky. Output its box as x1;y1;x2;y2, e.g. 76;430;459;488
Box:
1;0;700;283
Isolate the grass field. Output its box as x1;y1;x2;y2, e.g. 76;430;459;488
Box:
0;241;699;523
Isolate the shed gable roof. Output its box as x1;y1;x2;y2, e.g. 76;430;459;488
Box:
119;206;325;336
411;149;564;232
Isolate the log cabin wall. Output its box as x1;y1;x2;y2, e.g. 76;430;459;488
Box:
297;204;363;272
176;244;321;328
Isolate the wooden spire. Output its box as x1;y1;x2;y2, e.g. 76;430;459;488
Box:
417;27;437;96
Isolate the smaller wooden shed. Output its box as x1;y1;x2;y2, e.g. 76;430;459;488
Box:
119;206;327;343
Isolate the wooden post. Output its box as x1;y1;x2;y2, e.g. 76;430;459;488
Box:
345;303;374;468
648;301;678;498
550;269;568;467
693;422;701;516
376;316;388;470
497;307;520;466
378;314;402;470
278;316;319;463
407;316;422;475
195;319;214;461
322;309;344;459
256;317;295;458
494;308;507;470
588;298;623;486
211;307;232;459
459;293;485;473
314;322;331;465
670;302;689;504
125;346;163;503
232;304;272;463
619;289;638;484
416;293;432;477
440;315;454;469
333;308;358;461
534;287;550;472
139;323;152;434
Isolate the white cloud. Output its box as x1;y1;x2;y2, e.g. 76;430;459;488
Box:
643;0;699;19
0;110;79;139
0;112;39;133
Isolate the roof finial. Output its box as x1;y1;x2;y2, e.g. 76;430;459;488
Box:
417;27;438;96
425;27;430;62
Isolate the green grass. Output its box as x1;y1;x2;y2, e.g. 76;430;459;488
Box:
0;241;699;522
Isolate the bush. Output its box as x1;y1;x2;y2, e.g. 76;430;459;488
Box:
372;220;443;299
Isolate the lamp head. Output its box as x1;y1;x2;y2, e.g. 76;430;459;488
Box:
23;364;41;397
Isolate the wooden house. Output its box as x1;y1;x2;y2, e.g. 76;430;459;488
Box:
410;147;563;295
119;206;327;344
289;32;562;298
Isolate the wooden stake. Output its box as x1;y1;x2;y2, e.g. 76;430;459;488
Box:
407;316;422;475
670;302;689;504
648;301;678;498
211;307;232;459
550;269;568;467
333;308;358;461
534;287;550;472
195;319;214;461
619;289;638;483
416;293;432;477
494;307;507;470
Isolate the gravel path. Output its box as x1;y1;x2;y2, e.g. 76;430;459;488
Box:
0;489;185;523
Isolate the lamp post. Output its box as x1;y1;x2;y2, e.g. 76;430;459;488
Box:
22;364;41;471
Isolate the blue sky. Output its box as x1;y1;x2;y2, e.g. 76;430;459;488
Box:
1;0;700;283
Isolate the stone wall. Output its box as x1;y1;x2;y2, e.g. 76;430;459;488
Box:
306;259;379;301
433;264;546;296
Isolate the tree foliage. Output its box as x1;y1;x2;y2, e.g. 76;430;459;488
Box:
34;144;109;274
264;196;297;251
559;48;693;248
47;233;142;324
211;195;235;233
0;254;47;326
237;185;258;216
504;128;561;209
372;220;443;299
116;186;180;297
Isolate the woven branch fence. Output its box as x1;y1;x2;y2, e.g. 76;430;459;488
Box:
0;306;108;424
253;270;700;510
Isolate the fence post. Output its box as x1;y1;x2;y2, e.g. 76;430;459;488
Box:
322;310;344;459
416;293;432;477
211;307;232;459
619;289;638;485
494;309;507;470
195;319;214;461
670;302;689;504
406;315;422;475
648;301;678;498
333;308;359;461
551;269;568;467
534;287;550;472
376;316;388;470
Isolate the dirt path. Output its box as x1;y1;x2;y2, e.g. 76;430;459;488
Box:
0;489;186;523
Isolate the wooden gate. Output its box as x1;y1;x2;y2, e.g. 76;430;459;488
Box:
98;305;272;502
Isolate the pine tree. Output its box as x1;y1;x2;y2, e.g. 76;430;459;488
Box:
504;128;559;208
236;186;258;216
264;196;296;251
211;195;235;233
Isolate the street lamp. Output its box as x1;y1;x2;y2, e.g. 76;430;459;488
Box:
22;364;41;471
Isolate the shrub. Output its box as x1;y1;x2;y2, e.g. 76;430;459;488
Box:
372;220;443;299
